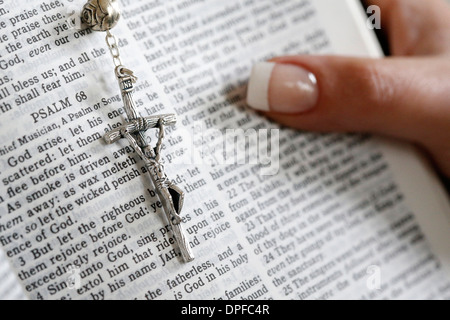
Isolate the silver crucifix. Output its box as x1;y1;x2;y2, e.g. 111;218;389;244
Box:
104;67;194;263
77;0;194;263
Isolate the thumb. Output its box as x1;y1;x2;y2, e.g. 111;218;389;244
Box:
246;55;450;147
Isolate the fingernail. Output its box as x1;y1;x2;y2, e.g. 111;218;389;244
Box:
247;62;319;113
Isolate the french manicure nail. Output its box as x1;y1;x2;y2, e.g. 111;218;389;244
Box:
247;62;319;113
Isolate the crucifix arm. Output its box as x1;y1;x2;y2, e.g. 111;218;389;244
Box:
104;114;177;144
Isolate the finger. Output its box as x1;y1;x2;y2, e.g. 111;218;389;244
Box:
246;56;450;147
366;0;450;55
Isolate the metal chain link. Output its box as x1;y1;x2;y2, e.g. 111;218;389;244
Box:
105;30;122;68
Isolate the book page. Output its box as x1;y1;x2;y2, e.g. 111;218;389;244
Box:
1;0;450;300
0;249;26;299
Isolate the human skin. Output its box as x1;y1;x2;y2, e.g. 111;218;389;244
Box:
246;0;450;177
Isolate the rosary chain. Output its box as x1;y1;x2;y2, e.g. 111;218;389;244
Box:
106;30;122;68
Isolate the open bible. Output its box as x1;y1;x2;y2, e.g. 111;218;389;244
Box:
1;0;450;300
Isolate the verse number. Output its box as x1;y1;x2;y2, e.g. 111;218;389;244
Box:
245;220;256;232
173;93;184;103
18;256;26;267
75;91;87;102
263;253;275;264
282;284;294;296
227;188;237;199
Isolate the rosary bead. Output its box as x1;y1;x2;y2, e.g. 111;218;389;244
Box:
82;0;120;31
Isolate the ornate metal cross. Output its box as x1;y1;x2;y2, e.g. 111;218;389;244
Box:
104;67;194;263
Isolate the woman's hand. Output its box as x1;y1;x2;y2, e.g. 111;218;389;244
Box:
246;0;450;177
